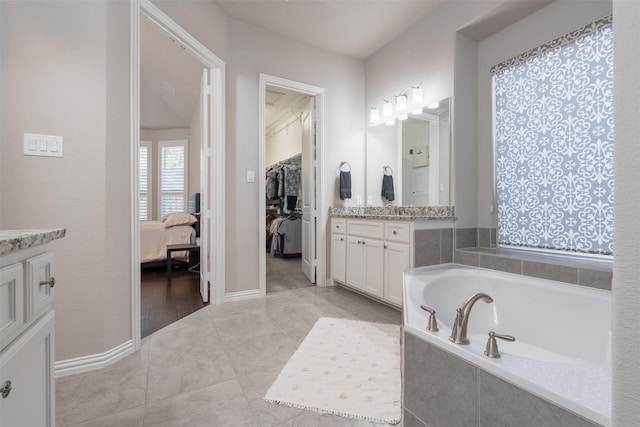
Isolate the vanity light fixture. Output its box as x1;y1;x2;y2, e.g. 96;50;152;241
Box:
396;94;407;112
382;101;393;119
369;82;425;125
370;107;380;123
411;85;424;107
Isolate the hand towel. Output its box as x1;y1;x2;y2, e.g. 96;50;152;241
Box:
340;171;352;200
382;174;395;201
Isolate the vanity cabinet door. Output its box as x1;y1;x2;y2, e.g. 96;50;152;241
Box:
346;236;365;290
331;232;346;284
26;252;55;322
0;310;55;427
362;239;384;299
0;263;25;350
384;242;410;307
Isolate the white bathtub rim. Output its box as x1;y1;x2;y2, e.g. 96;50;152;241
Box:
403;263;611;427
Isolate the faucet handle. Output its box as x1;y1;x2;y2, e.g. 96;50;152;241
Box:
484;331;516;358
420;305;439;332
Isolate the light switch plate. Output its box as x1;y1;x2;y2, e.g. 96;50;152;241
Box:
24;133;63;158
246;170;256;183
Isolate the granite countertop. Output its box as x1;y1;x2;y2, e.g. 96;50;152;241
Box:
0;229;66;256
329;206;455;220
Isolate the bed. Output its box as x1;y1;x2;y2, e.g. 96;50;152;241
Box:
140;193;200;267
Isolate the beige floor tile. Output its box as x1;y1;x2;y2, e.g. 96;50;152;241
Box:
66;405;144;427
237;367;284;402
226;331;298;377
143;379;257;427
249;398;304;426
56;358;147;426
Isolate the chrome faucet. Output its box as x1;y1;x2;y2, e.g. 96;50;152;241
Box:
449;293;494;344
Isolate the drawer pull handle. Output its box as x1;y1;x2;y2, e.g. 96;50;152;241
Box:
340;238;344;241
1;380;11;399
39;277;56;288
393;231;398;235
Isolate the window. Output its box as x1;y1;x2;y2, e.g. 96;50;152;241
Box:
158;140;188;218
139;141;152;221
493;16;613;256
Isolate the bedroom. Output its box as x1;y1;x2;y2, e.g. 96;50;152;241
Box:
139;15;205;337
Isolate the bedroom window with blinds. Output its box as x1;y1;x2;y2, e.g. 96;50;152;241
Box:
159;140;188;218
492;16;613;256
139;141;152;221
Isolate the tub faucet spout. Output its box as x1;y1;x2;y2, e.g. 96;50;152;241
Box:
449;292;493;344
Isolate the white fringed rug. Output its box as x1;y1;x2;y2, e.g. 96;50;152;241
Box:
264;317;401;425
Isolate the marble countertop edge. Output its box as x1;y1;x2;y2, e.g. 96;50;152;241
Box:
0;228;67;256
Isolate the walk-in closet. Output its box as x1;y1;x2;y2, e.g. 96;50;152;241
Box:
264;86;314;293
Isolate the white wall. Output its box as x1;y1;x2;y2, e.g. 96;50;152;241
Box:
612;1;640;424
0;0;131;360
226;19;365;293
475;0;613;227
266;117;302;167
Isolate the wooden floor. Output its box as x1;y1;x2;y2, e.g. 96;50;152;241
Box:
141;264;207;338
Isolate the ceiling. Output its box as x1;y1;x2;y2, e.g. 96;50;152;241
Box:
214;0;447;59
140;17;203;130
140;0;555;130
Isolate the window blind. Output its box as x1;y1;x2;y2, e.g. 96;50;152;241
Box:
159;141;188;217
139;142;151;221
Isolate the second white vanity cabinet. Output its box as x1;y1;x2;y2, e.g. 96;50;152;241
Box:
332;218;413;307
0;229;64;427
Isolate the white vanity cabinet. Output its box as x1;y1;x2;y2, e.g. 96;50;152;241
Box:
331;218;413;307
0;230;63;427
330;219;347;283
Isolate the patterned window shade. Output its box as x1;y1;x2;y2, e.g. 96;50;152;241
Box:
493;16;613;255
139;142;151;221
159;141;187;218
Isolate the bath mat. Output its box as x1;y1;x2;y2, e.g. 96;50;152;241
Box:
264;317;401;424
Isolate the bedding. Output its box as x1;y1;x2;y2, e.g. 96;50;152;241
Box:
140;221;195;263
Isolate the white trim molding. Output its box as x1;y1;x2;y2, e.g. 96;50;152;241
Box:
258;74;327;296
55;340;135;378
224;289;263;303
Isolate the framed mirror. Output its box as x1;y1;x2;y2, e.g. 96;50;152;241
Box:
366;97;451;206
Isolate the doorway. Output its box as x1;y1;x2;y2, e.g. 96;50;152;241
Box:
132;0;226;347
259;74;325;295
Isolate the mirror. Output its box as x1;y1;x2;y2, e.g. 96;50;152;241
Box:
366;97;450;206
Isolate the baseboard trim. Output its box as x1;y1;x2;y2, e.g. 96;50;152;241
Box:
55;339;135;378
224;289;263;303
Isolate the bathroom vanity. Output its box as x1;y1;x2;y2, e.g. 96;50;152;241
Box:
0;228;65;427
330;206;453;308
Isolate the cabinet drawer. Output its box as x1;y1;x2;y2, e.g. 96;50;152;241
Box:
26;253;55;322
0;263;25;351
347;220;384;240
332;218;347;234
385;222;411;243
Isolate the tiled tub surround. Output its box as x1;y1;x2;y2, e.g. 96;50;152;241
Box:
329;205;455;220
454;228;612;290
403;264;611;427
0;228;66;255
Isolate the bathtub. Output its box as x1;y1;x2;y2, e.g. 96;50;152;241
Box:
403;263;611;426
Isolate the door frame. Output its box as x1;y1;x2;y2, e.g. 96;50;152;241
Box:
258;74;326;295
131;0;226;348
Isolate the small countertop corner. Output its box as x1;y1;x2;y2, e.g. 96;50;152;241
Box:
0;228;67;256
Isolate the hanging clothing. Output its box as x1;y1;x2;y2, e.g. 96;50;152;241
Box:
266;169;279;200
283;164;301;197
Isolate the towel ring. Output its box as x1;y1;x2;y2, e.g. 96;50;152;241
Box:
340;161;351;172
383;165;393;176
